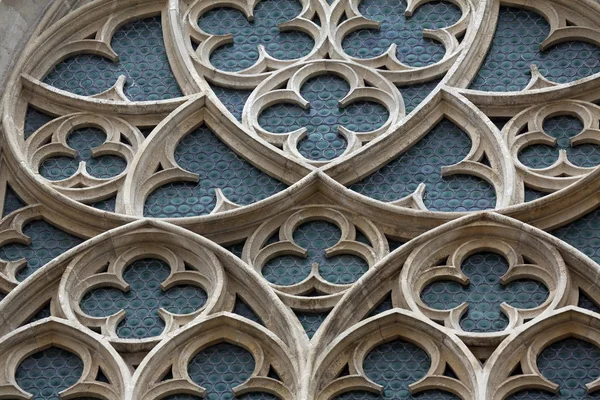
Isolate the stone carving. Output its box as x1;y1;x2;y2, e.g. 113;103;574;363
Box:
1;0;600;398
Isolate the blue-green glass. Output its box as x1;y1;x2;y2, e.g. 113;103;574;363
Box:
144;124;287;217
2;184;26;217
508;338;600;399
349;118;497;212
397;79;442;114
366;293;394;318
197;0;314;72
294;310;329;338
0;220;83;281
550;208;600;265
421;252;548;332
579;291;600;314
39;127;127;181
335;340;459;399
24;107;55;140
44;16;182;100
342;0;461;67
238;393;280;400
15;347;83;400
210;84;252;121
23;302;52;325
188;342;255;399
224;241;245;258
524;187;549;202
263;220;368;285
79;258;207;338
258;74;389;161
519;116;600;169
233;296;263;325
471;7;600;91
239;393;280;400
87;196;116;212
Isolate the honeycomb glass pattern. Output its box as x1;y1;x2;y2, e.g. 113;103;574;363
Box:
87;196;116;212
3;184;26;217
335;339;459;399
349;118;497;211
550;208;600;265
196;0;314;72
39;127;127;181
43;16;182;100
24;106;55;140
524;187;549;203
508;338;600;399
145;125;287;217
79;258;207;338
519;116;600;169
210;84;252;121
341;0;462;67
0;220;83;281
397;79;442;114
471;7;600;91
294;310;329;338
187;342;255;399
15;347;83;400
420;252;549;332
258;74;389;161
262;220;369;285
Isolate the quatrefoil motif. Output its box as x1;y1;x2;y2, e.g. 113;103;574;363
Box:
258;74;389;161
196;0;315;72
341;0;462;67
262;220;369;286
39;127;127;181
420;252;549;332
518;115;600;169
508;338;600;399
79;258;207;338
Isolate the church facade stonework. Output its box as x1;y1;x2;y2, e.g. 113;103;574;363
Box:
0;0;600;398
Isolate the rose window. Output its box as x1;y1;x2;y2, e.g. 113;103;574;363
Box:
1;0;600;398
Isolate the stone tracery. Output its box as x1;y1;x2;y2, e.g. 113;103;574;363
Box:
1;0;600;398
